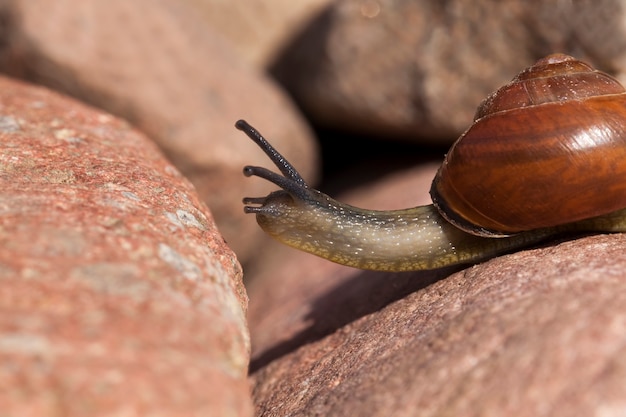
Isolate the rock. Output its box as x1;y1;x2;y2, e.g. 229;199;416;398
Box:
251;233;626;416
0;76;252;416
270;0;626;143
182;0;333;67
0;0;319;262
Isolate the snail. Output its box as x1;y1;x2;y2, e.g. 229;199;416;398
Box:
237;54;626;271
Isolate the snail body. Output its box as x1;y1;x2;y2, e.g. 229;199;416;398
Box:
237;54;626;271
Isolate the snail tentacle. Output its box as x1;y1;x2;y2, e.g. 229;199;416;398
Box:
243;165;310;200
236;119;308;187
242;164;317;215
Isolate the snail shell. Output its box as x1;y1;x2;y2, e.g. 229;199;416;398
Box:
430;53;626;237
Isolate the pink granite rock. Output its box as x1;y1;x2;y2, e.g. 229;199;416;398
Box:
0;0;319;263
251;233;626;416
0;76;252;416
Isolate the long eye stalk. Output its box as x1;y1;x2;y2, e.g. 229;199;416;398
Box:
236;120;316;213
235;120;308;187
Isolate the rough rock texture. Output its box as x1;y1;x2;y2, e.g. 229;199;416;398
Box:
0;0;319;263
247;163;626;416
0;76;252;416
183;0;333;67
271;0;626;142
251;233;626;416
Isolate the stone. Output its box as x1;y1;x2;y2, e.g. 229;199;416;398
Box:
251;233;626;416
182;0;333;67
270;0;626;143
0;76;252;416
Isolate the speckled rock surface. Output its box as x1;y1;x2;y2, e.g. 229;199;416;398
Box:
246;163;626;416
271;0;626;142
0;0;319;263
0;76;252;416
250;233;626;416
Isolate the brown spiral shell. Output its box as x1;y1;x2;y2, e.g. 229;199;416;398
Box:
430;54;626;236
